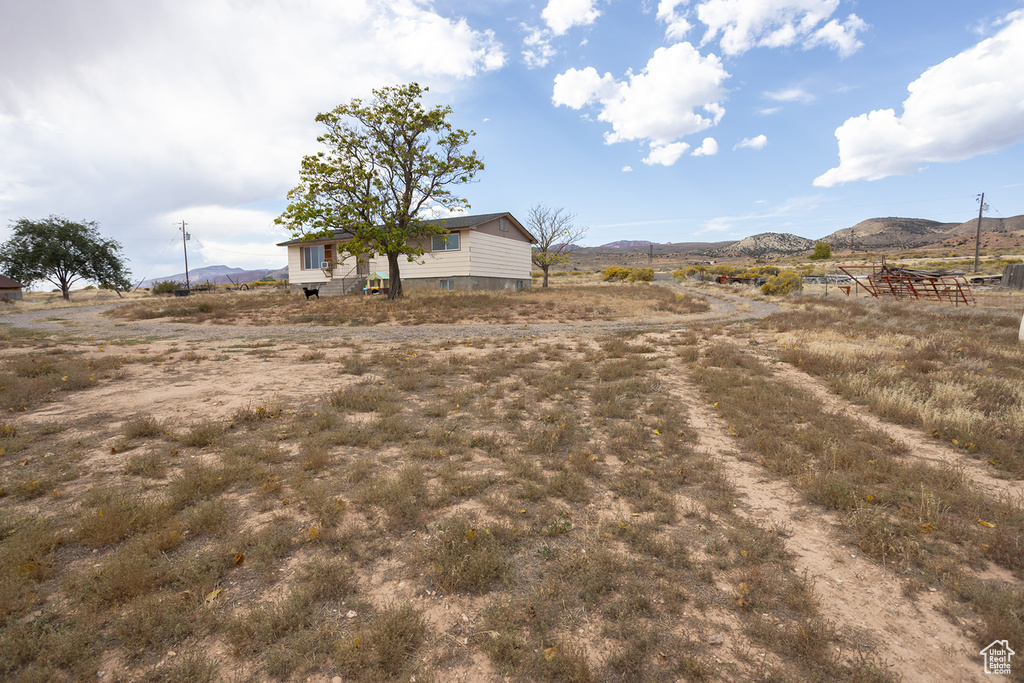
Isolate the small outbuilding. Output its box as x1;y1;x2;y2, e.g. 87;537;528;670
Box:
0;275;24;301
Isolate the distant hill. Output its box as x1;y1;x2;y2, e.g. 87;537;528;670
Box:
141;265;288;288
600;240;657;249
574;240;736;255
823;218;960;249
706;233;816;257
823;215;1024;250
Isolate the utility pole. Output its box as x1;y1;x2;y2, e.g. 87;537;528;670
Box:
181;220;191;289
973;193;987;273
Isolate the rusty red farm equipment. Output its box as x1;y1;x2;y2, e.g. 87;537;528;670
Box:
836;264;975;305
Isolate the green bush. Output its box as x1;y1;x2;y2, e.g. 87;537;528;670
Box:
760;271;803;295
809;242;831;260
151;280;182;295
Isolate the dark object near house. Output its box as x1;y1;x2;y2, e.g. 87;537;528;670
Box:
303;286;320;299
0;274;24;301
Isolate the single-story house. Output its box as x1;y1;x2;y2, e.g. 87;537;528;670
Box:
277;212;536;296
0;274;24;301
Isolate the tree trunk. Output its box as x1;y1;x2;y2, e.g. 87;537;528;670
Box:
542;265;550;288
386;252;403;300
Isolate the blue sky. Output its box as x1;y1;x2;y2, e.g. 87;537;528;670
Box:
1;1;1023;281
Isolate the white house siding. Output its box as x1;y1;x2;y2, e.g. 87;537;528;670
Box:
464;230;532;279
362;230;529;280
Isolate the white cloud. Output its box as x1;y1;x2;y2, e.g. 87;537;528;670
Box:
144;205;288;272
694;0;865;56
622;166;634;172
657;0;694;40
735;134;768;150
765;87;815;103
553;43;729;166
806;14;868;57
522;25;558;68
541;0;601;35
815;10;1024;187
644;142;692;166
692;137;719;156
0;0;505;269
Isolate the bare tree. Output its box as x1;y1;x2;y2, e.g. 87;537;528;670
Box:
528;205;588;288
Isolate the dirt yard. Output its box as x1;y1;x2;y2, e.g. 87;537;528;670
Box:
1;282;1022;682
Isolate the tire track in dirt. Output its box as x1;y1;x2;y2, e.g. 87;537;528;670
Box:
743;341;1024;503
661;360;985;682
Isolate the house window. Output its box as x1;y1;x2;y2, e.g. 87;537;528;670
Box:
500;218;510;232
302;245;325;270
440;279;455;291
432;233;460;251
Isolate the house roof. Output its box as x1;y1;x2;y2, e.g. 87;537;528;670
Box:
276;212;536;246
0;275;24;289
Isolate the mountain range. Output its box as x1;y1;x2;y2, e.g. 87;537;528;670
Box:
571;214;1024;259
140;265;288;288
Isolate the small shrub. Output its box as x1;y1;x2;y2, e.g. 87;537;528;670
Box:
630;267;654;282
180;420;225;448
761;271;803;296
356;464;430;527
124;451;167;478
335;603;428;680
151;280;182;295
122;414;163;440
427;515;514;593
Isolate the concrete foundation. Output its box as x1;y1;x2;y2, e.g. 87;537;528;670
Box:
290;275;532;296
401;276;532;292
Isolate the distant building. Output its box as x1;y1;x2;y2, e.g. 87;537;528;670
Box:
0;274;24;301
277;213;536;296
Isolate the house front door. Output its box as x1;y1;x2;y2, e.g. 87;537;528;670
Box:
357;255;370;277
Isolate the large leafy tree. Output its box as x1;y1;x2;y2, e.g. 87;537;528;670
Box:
276;83;484;299
0;215;132;300
528;205;588;288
